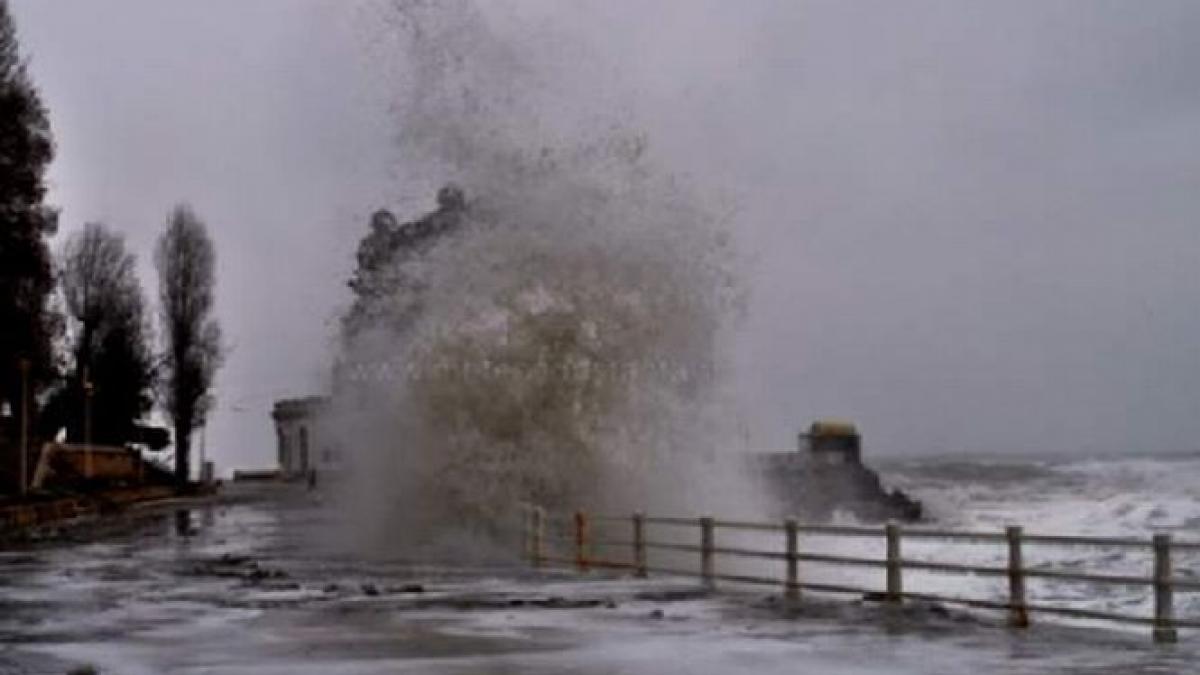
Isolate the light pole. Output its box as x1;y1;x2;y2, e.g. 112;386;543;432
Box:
18;358;30;496
198;422;207;484
83;368;94;479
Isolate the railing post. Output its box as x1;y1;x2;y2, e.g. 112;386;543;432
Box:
784;518;799;602
633;512;647;578
1153;533;1177;643
523;504;531;561
526;506;537;567
574;511;589;572
700;516;715;589
885;521;902;602
531;506;545;568
1006;525;1028;628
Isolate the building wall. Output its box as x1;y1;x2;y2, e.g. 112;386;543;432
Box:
271;397;340;478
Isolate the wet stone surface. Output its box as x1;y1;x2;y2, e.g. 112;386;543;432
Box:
0;483;1196;674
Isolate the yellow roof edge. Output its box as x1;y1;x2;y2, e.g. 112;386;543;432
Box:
808;419;859;437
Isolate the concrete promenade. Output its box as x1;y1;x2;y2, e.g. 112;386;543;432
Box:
0;484;1195;674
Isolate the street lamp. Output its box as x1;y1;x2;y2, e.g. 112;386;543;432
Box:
82;369;94;479
17;358;30;496
197;402;249;486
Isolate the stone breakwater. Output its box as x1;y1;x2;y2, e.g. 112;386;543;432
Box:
755;452;922;522
749;421;921;522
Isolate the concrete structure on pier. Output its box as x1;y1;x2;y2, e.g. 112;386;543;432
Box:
756;419;921;521
800;419;862;466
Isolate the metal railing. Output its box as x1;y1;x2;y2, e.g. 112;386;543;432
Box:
522;507;1200;643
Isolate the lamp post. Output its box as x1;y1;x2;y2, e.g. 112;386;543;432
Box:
18;358;30;495
83;369;94;479
199;423;206;481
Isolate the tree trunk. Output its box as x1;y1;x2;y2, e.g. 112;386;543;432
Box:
174;421;190;486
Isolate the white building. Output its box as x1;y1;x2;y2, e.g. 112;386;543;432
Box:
270;396;339;479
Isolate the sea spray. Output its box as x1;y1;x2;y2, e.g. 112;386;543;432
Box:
326;0;758;555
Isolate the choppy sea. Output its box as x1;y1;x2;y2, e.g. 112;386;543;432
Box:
809;452;1200;628
884;451;1200;537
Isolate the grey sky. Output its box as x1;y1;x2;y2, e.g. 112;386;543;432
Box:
10;1;1200;469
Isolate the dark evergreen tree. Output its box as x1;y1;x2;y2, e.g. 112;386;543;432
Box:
0;0;58;437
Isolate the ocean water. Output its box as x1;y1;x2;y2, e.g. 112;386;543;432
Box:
885;451;1200;537
599;452;1200;635
829;452;1200;629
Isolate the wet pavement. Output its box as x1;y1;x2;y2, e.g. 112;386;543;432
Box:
0;484;1197;674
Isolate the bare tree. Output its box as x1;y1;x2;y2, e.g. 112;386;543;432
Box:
61;223;137;371
58;222;154;444
156;205;222;485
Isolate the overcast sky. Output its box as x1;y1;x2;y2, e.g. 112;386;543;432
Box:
10;1;1200;470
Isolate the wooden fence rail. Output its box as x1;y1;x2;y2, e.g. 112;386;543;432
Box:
522;506;1199;643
